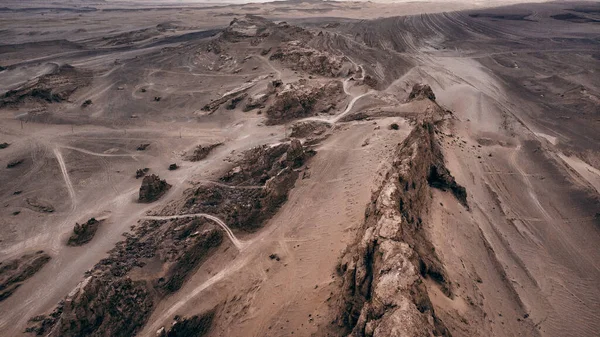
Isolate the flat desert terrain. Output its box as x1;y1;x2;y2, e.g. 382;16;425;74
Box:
0;1;598;336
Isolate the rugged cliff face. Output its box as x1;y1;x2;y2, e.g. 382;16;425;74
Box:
336;94;467;337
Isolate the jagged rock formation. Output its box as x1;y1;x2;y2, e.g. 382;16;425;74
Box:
67;218;102;246
266;80;343;125
182;139;311;231
157;311;215;337
27;218;223;336
270;42;350;77
139;174;171;202
336;90;466;336
0;251;50;301
186;143;223;162
408;83;436;101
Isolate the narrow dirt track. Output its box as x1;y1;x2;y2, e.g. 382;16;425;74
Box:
141;214;245;250
53;147;76;208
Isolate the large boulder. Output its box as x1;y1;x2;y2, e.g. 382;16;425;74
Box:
138;174;171;202
67;218;102;246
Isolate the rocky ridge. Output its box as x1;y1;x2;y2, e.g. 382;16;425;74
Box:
335;86;466;337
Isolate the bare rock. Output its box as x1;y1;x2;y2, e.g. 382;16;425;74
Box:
186;143;222;162
67;218;102;246
408;83;436;101
139;174;171;203
136;167;150;179
0;251;51;301
266;81;343;125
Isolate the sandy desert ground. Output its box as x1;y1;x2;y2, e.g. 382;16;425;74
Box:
0;0;598;336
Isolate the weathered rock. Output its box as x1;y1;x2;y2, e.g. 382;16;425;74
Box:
67;218;102;246
336;93;464;337
27;217;223;336
270;42;349;77
186;143;222;162
0;251;51;301
408;83;436;101
285;139;306;168
266;81;343;125
0;64;91;107
26;197;54;213
139;174;171;202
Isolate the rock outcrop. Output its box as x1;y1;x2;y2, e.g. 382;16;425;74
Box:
270;42;349;77
67;218;102;246
186;143;222;162
139;174;171;202
0;64;91;107
27;218;223;336
266;80;343;125
182;139;311;231
336;94;466;336
0;251;51;301
408;83;436;101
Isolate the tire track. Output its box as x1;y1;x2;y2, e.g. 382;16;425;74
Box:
53;147;76;209
141;213;246;250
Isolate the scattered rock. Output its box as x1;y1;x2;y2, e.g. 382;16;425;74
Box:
67;218;102;246
290;120;331;138
336;93;462;337
27;218;222;336
139;174;171;202
0;64;91;108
